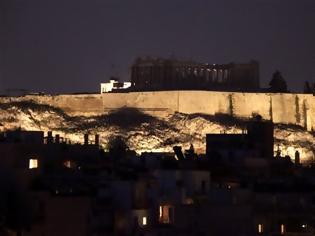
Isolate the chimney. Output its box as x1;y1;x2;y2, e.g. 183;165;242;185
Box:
47;131;53;144
295;150;300;165
95;134;99;146
84;134;89;145
55;134;60;144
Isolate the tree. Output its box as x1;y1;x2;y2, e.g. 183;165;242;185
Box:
303;81;312;94
107;136;128;160
269;71;288;93
184;143;197;159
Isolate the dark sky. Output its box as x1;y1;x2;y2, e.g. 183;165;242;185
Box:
0;0;314;94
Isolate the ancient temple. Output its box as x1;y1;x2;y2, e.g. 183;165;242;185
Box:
131;57;260;91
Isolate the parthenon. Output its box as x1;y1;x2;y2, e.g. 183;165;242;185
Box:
131;57;260;92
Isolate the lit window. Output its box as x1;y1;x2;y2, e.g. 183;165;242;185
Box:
29;159;38;169
142;216;147;226
281;224;285;235
184;198;194;205
159;205;174;224
64;160;71;168
159;206;163;218
258;224;263;234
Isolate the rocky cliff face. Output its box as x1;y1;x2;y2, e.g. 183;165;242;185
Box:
0;101;314;163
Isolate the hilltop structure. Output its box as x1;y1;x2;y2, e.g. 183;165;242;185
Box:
130;57;260;92
100;78;131;93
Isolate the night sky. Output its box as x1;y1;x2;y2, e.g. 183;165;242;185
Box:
0;0;314;94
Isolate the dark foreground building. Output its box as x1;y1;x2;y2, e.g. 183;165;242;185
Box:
206;118;274;160
131;57;260;91
1;128;315;236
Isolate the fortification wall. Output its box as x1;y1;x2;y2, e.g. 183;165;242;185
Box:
0;94;104;116
102;91;179;116
1;91;314;131
177;91;230;115
232;93;271;119
50;94;104;116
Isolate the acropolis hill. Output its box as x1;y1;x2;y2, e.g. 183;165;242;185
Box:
1;91;315;163
1;91;314;129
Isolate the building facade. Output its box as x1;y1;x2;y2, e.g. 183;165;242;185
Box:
131;57;260;91
100;79;131;93
206;118;274;159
